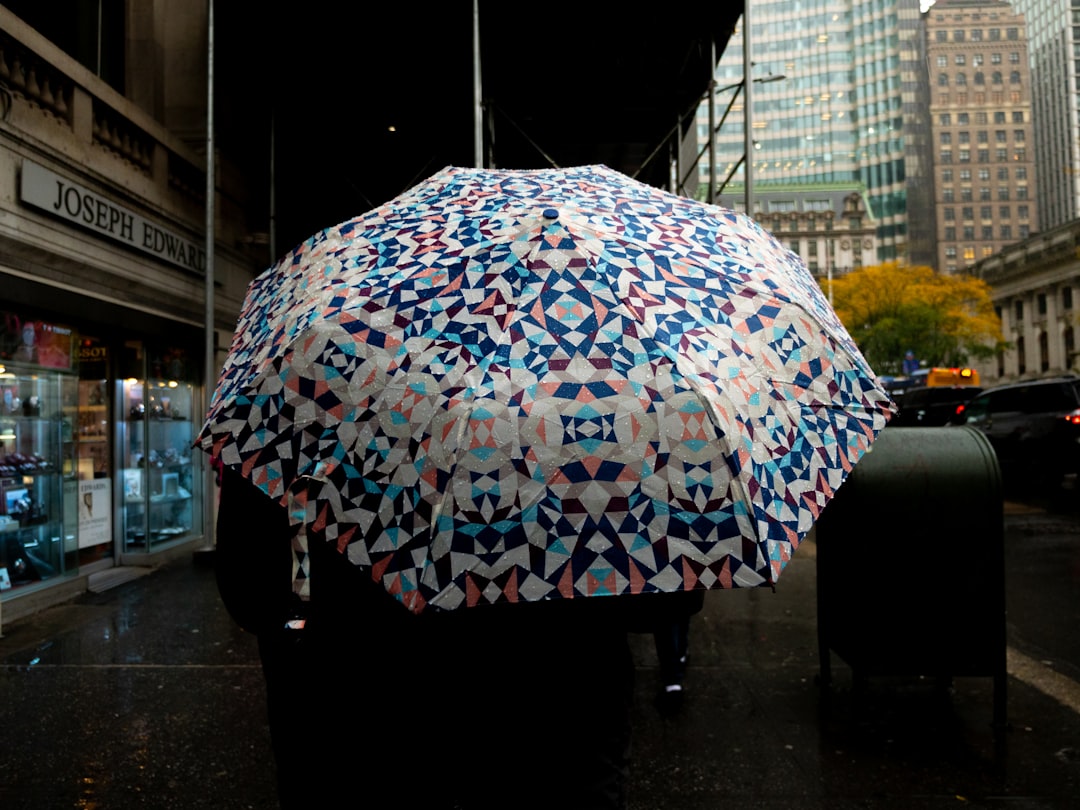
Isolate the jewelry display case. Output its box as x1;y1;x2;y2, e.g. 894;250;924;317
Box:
119;345;202;552
0;367;74;590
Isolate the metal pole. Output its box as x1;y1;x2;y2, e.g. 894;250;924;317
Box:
708;38;716;205
827;236;834;306
269;108;276;261
473;0;483;168
717;153;746;198
96;0;103;76
679;83;742;194
743;2;753;217
201;0;216;552
672;113;679;194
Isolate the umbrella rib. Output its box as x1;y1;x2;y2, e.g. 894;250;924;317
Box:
570;222;770;571
424;240;526;570
427;388;479;543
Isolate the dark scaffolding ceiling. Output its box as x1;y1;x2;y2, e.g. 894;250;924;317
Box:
218;2;744;252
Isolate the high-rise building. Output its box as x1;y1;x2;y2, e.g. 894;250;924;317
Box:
924;0;1038;273
1006;0;1080;230
699;0;925;268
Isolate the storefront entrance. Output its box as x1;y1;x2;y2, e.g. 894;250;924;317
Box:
0;302;205;602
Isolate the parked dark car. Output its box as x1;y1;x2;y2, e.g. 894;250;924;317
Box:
889;385;984;427
958;375;1080;491
883;375;921;399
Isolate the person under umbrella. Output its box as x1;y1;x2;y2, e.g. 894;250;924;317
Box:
650;591;704;712
203;165;893;809
217;466;635;809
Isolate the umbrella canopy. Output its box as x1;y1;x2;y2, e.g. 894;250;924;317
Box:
198;166;893;614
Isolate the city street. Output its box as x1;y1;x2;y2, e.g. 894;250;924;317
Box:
0;495;1078;809
997;493;1080;713
2;5;1078;807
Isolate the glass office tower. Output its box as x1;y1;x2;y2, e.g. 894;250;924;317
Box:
1007;0;1080;230
702;0;925;264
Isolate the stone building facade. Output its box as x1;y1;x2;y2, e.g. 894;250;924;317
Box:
972;220;1080;383
0;6;263;624
716;186;878;294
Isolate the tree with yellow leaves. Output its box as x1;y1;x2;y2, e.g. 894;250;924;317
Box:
828;263;1006;376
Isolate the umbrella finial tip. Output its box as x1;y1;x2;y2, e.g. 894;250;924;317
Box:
542;207;560;220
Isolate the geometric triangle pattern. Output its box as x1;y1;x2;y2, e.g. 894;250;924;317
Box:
197;165;894;614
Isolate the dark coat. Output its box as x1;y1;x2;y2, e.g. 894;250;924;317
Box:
215;467;640;809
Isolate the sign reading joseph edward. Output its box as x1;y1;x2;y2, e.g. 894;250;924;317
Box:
20;160;205;274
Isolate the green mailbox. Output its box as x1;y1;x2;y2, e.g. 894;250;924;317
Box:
814;426;1006;728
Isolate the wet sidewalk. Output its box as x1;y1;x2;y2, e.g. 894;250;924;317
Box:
2;528;1079;809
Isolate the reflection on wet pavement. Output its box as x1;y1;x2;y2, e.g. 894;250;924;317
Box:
2;513;1079;809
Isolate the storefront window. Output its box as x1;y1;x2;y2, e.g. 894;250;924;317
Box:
73;336;113;565
0;313;78;592
119;342;202;552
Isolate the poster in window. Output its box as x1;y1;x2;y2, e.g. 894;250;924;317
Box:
0;311;75;370
123;469;142;501
78;478;112;549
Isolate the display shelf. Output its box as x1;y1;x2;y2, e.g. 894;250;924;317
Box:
120;373;199;550
0;366;70;590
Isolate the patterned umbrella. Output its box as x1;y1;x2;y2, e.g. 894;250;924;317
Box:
198;166;892;614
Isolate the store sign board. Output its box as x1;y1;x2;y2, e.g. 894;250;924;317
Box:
19;160;205;274
78;340;108;378
0;309;75;370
